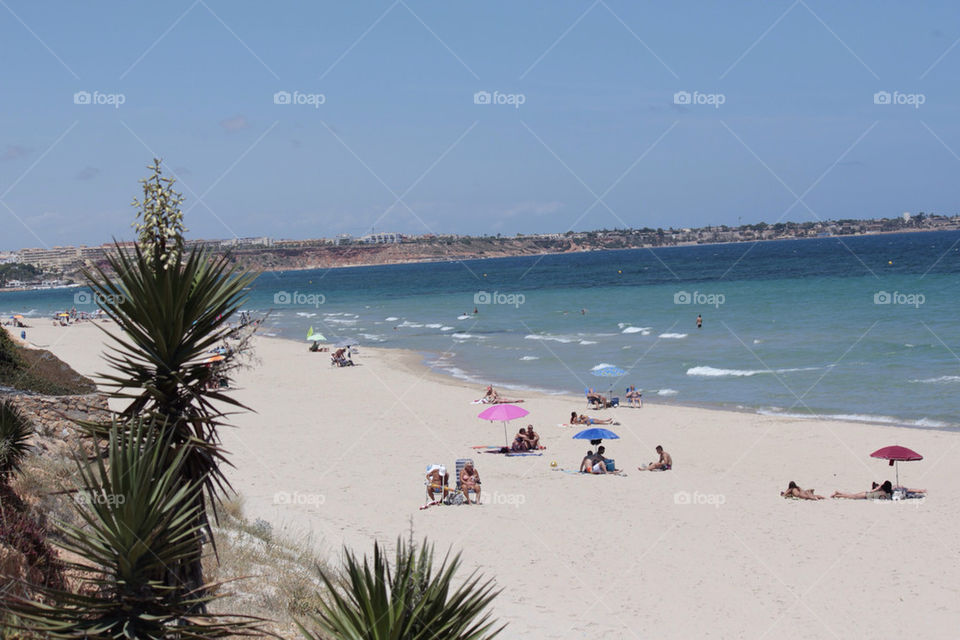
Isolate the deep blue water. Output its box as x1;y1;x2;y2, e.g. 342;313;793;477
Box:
4;231;960;428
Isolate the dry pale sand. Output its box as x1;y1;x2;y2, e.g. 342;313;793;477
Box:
22;321;960;639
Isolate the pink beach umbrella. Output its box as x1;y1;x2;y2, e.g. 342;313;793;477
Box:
870;445;922;488
478;404;529;447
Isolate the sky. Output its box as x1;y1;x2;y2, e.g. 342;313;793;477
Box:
1;1;959;250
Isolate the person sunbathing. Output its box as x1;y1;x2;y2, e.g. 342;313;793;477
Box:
482;385;524;404
640;445;672;471
579;449;607;474
512;430;531;451
460;460;481;505
625;385;642;408
780;481;825;500
425;465;449;502
578;413;614;426
832;480;892;500
523;425;540;449
586;388;606;408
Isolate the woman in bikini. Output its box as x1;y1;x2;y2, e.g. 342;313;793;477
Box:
780;481;825;500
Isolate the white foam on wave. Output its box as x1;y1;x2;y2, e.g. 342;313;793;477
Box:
385;316;399;321
621;326;650;334
295;312;317;318
657;389;678;396
591;363;617;371
359;333;386;342
452;333;485;340
687;366;820;378
425;323;443;329
440;326;454;331
758;409;952;429
457;315;470;320
325;318;358;325
398;321;423;328
579;340;597;345
910;375;960;384
520;356;539;361
524;334;576;344
659;333;687;339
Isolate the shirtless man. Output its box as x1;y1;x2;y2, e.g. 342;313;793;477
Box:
460;460;481;504
524;425;540;449
640;445;672;471
579;449;607;474
425;465;449;502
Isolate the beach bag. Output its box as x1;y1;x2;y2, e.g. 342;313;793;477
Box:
444;492;465;506
605;459;616;472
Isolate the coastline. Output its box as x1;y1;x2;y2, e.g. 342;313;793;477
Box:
19;321;960;638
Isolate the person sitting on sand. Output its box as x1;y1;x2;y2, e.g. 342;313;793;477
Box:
640;445;672;471
460;460;481;505
625;385;642;408
594;445;616;472
832;480;893;500
523;425;540;449
512;429;531;452
579;449;607;474
425;465;449;502
780;481;825;500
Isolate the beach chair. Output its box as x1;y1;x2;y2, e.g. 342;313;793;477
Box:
455;458;479;503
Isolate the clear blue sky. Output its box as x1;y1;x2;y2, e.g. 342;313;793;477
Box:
1;1;959;250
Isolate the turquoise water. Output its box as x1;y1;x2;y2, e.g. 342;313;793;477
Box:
4;231;960;428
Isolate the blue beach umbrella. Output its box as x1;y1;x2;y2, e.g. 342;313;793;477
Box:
591;366;625;377
572;428;620;441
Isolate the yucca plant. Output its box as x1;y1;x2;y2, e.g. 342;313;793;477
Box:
1;420;266;638
79;160;258;600
298;538;506;640
0;400;32;484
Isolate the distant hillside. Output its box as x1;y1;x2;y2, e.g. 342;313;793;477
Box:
0;327;96;395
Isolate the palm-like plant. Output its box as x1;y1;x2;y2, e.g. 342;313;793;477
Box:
80;161;257;600
0;400;32;484
298;538;506;640
2;420;265;638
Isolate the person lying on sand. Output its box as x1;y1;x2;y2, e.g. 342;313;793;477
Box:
460;460;481;504
580;450;607;474
576;413;614;426
781;481;825;500
482;385;524;404
639;445;672;471
425;465;449;502
832;480;892;500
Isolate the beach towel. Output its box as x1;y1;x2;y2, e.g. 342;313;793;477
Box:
505;452;543;457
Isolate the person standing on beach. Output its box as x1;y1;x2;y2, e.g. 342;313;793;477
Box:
696;314;702;329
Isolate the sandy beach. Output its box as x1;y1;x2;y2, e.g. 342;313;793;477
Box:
21;321;960;639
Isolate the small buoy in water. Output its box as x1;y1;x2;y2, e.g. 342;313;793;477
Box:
550;461;557;468
618;270;622;274
888;261;893;265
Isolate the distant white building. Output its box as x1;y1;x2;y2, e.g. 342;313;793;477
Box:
220;237;273;248
334;234;354;245
359;232;401;244
902;212;911;222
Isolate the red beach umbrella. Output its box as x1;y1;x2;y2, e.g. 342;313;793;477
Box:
870;445;922;488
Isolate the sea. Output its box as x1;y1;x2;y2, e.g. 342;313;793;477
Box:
3;231;960;429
